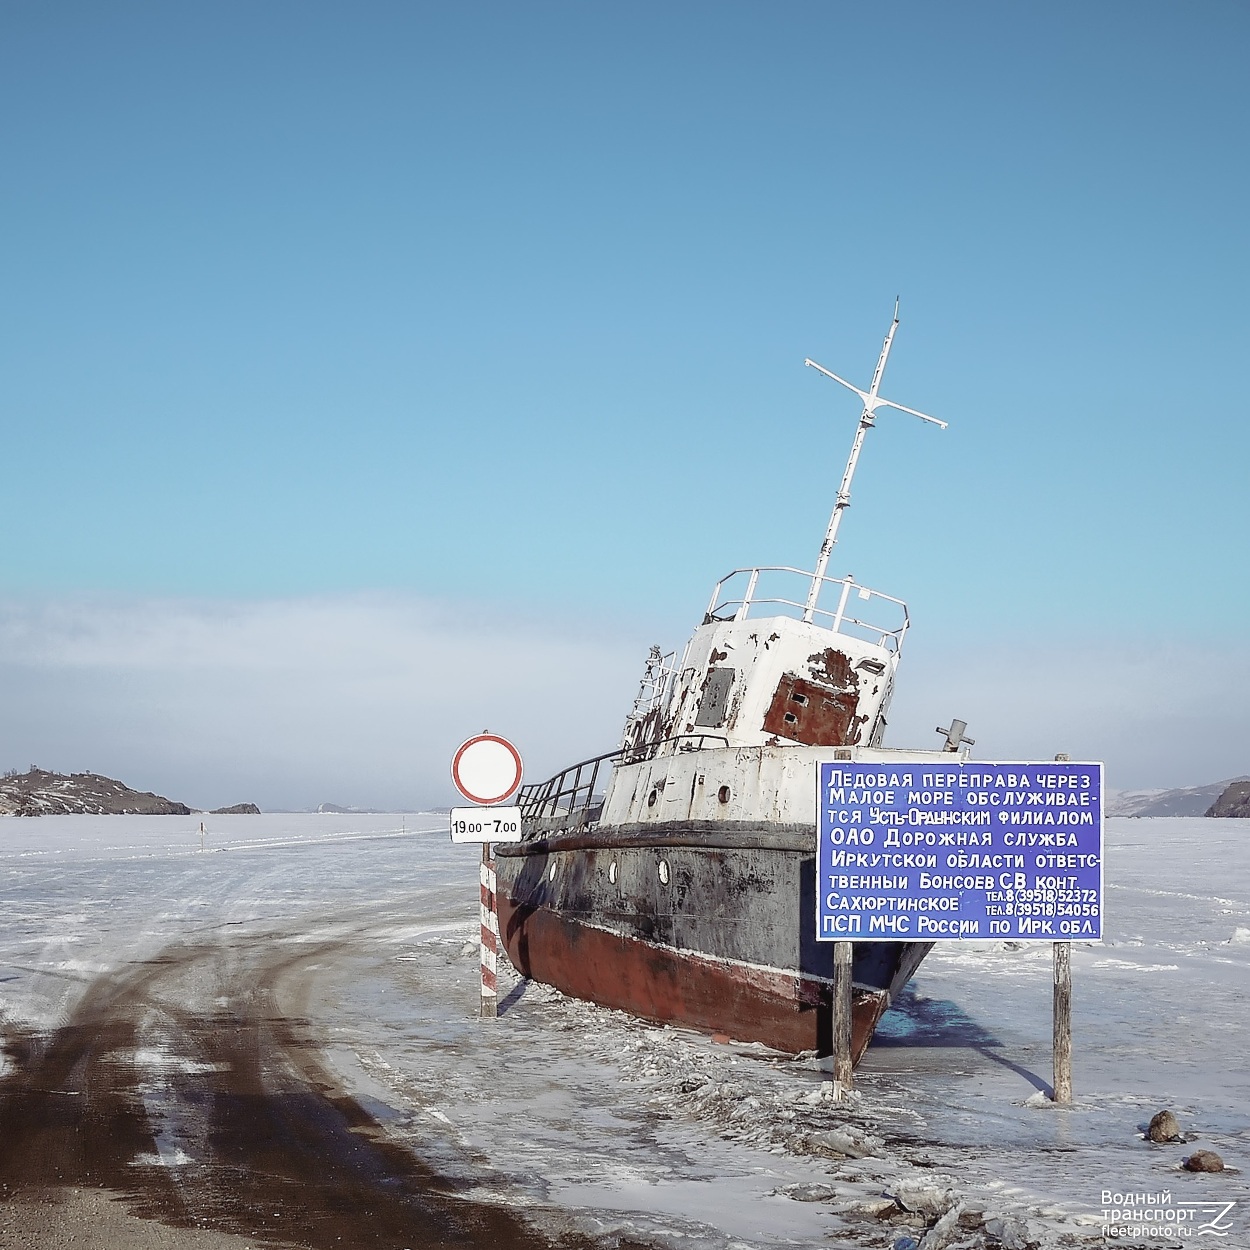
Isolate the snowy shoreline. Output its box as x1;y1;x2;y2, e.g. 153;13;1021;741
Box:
1;814;1246;1248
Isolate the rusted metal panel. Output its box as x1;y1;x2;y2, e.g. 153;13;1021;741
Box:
762;673;862;745
806;646;857;688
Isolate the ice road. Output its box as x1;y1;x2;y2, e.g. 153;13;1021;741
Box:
0;813;1246;1249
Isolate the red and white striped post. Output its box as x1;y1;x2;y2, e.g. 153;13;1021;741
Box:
450;733;524;1022
480;842;498;1018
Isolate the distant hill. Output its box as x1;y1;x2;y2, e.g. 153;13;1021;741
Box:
1206;780;1250;818
0;767;191;816
211;802;261;815
1108;777;1250;818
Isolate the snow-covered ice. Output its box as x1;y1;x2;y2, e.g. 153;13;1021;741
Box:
1;812;1246;1248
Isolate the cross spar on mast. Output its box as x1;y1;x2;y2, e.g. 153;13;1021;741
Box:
801;301;947;623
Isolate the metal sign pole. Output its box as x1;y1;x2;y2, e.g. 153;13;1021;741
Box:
1052;940;1072;1104
480;842;498;1018
832;940;854;1097
448;732;524;1020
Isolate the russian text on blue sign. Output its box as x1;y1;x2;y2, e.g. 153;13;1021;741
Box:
816;761;1103;942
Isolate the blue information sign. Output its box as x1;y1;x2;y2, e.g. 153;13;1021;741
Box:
816;761;1103;942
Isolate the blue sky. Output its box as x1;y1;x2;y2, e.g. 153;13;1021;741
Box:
2;3;1247;806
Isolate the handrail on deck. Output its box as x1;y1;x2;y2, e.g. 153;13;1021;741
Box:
517;734;732;825
703;566;909;652
517;748;622;823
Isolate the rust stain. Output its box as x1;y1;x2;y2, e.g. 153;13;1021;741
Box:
496;894;892;1062
762;672;863;746
806;647;857;688
759;647;864;745
626;701;674;754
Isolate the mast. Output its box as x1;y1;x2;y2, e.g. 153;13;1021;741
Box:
801;302;947;623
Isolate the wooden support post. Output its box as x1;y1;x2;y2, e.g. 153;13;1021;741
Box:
480;843;498;1019
1052;940;1072;1104
833;940;854;1096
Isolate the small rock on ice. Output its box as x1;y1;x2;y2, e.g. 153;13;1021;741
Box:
1148;1109;1182;1142
1183;1149;1225;1172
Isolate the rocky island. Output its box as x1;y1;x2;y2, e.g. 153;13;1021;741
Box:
0;767;192;817
1206;779;1250;818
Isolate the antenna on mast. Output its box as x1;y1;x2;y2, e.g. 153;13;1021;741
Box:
801;304;946;623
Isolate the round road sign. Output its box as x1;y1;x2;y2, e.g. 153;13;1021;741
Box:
451;734;524;806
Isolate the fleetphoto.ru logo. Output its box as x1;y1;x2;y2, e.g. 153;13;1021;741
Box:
1100;1190;1238;1239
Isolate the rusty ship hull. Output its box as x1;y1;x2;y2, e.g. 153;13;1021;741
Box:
494;821;933;1061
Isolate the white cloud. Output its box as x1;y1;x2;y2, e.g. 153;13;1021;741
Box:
887;631;1250;791
0;594;651;811
2;596;1242;811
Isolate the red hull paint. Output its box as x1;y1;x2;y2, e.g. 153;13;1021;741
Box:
498;894;887;1063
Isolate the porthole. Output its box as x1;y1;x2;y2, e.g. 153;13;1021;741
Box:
718;785;732;805
658;859;670;885
608;861;617;884
548;860;557;882
647;788;659;808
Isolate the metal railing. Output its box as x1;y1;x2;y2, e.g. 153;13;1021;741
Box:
626;732;730;763
703;566;909;653
517;749;621;823
517;734;732;828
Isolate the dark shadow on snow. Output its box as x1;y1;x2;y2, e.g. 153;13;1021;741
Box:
496;976;530;1016
869;984;1053;1096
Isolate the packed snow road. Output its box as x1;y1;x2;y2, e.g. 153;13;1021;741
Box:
0;817;587;1249
0;814;1247;1250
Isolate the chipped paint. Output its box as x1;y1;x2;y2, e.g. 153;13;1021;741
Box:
762;673;861;746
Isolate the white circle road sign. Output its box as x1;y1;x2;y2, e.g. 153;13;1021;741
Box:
451;734;524;806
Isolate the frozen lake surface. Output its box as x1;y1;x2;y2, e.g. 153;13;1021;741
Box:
0;813;1246;1248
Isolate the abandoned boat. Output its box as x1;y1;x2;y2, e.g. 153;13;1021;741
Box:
495;307;969;1063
